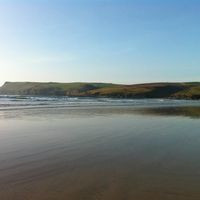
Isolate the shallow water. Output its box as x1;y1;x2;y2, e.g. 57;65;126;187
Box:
1;95;200;109
1;102;200;199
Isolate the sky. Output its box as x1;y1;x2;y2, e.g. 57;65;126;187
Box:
0;0;200;85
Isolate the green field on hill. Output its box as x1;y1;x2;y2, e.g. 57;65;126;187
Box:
1;82;200;99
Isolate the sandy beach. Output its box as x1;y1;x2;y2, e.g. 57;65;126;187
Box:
0;105;200;199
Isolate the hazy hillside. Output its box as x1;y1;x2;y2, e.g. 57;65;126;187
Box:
0;82;117;96
1;82;200;99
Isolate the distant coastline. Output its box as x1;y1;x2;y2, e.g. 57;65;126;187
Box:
1;81;200;99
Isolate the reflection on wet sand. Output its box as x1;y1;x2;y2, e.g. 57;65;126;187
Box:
0;106;200;200
136;106;200;119
1;105;200;120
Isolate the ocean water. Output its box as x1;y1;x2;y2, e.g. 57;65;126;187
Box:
0;96;200;199
0;95;200;109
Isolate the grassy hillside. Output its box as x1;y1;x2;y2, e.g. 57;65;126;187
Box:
1;81;200;99
0;82;116;96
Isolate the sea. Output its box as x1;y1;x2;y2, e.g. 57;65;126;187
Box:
0;95;200;109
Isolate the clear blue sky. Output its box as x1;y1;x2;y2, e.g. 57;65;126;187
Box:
0;0;200;85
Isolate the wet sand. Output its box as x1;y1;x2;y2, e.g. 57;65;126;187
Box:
1;106;200;200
